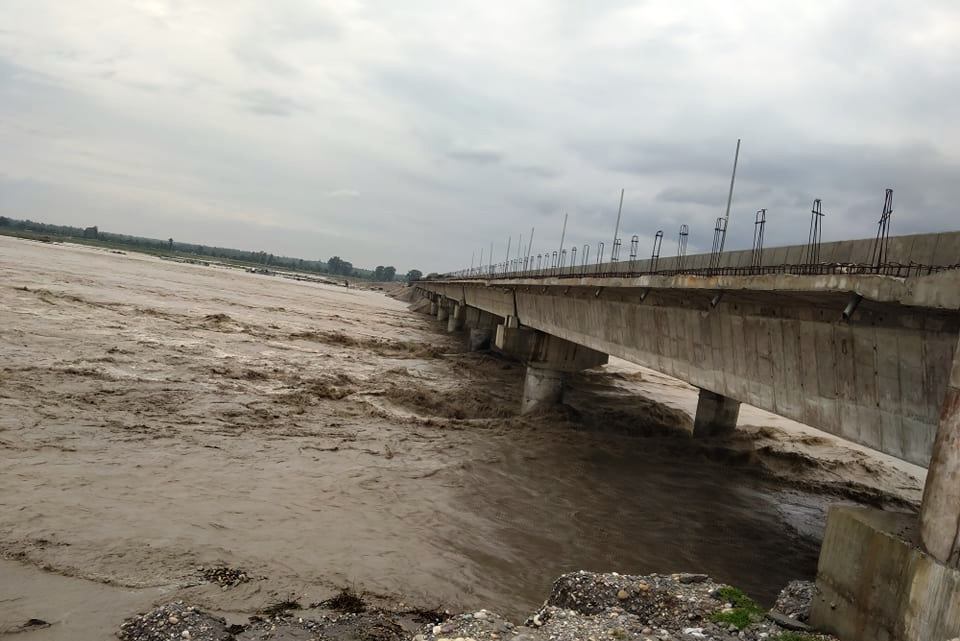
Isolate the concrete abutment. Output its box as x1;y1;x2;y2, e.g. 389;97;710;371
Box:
811;507;960;641
919;333;960;568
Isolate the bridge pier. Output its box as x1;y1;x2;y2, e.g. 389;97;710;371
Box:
692;389;741;437
446;302;465;333
429;299;439;316
436;299;450;322
521;367;565;413
494;323;607;414
465;308;497;352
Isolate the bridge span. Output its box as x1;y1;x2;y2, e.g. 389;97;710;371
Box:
413;230;960;641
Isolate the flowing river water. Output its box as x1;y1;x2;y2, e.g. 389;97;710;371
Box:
0;236;923;639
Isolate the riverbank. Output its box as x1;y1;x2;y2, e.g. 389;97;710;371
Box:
107;570;836;641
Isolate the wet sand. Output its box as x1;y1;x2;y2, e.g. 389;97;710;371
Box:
0;236;924;638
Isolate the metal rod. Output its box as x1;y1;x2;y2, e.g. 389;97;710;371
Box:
526;227;535;272
505;236;512;275
612;188;625;256
871;189;894;271
805;199;824;268
558;213;568;267
678;224;689;272
752;209;766;268
719;139;740;257
651;230;663;272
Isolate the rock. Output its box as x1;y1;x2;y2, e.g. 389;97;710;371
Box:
773;580;816;621
617;589;629;600
766;610;813;632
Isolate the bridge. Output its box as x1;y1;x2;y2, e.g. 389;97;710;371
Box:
413;230;960;641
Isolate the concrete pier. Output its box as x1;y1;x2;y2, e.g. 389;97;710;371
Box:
920;335;960;567
436;300;449;322
446;302;465;332
429;300;438;316
692;389;741;437
494;323;607;414
468;328;493;351
521;367;565;414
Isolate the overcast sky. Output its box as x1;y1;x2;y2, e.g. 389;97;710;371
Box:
1;1;958;272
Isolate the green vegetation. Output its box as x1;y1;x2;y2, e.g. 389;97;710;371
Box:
771;633;821;641
709;586;765;630
0;216;417;282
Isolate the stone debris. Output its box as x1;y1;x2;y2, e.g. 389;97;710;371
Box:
416;572;838;641
119;603;410;641
118;573;834;641
118;601;235;641
200;565;251;588
772;580;816;622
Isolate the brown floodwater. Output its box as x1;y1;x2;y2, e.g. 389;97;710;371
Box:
0;236;922;638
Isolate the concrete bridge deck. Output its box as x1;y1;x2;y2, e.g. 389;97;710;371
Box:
414;230;960;641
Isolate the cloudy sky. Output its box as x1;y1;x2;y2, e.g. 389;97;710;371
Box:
1;1;958;272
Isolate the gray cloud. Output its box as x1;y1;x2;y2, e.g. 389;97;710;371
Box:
235;89;308;117
0;1;958;273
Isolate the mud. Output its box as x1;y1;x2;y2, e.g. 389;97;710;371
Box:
0;236;925;639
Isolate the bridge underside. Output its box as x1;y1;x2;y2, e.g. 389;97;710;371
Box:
421;273;958;467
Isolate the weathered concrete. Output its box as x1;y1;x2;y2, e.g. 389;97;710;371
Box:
692;389;741;437
521;366;565;414
436;300;449;322
419;269;959;467
494;324;607;412
811;506;960;641
429;300;438;316
494;325;608;372
447;302;465;332
468;328;493;351
920;333;960;567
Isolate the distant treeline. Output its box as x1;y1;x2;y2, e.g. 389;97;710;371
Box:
0;216;423;282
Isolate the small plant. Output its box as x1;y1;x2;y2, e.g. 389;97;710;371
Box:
709;586;765;630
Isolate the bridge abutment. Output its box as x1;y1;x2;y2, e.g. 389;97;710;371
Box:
920;333;960;567
692;389;741;437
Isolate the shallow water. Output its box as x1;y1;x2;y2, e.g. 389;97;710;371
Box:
0;236;907;637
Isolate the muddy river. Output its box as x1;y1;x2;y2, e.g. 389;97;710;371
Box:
0;236;924;639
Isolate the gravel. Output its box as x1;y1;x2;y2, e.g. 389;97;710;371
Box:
414;571;838;641
118;573;835;641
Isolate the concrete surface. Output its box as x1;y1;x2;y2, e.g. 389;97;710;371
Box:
811;506;960;641
420;271;958;467
692;389;741;437
920;334;960;566
521;367;565;414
